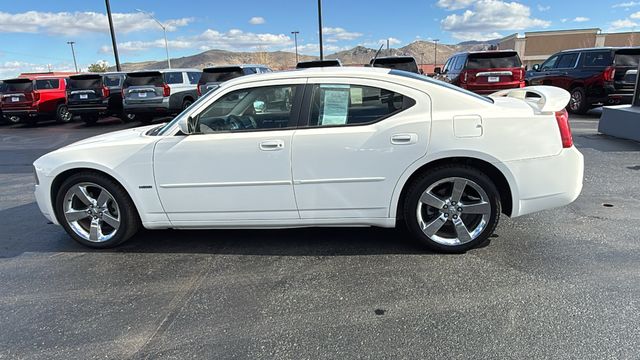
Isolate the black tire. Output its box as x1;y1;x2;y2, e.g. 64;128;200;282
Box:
81;115;99;126
55;104;73;123
119;112;136;123
55;172;140;248
137;114;153;125
568;87;588;115
402;165;501;253
182;98;193;111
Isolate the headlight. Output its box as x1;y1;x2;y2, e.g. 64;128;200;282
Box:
33;165;39;185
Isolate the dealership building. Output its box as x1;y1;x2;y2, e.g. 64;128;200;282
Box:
498;28;640;68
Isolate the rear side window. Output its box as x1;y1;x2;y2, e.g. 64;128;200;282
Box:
103;75;122;87
124;73;163;87
584;51;612;67
35;79;60;90
187;72;201;84
467;52;522;69
556;53;579;68
307;84;415;127
164;72;183;84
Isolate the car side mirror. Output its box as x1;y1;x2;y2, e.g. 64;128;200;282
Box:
532;64;540;72
178;115;196;135
434;67;442;74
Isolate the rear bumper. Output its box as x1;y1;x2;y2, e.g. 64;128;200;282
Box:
123;97;170;114
507;146;584;218
68;105;109;114
2;108;39;117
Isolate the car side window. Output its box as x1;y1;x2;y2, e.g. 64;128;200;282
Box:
442;59;451;73
541;55;559;71
584;51;612;67
196;85;298;133
306;84;415;127
35;79;60;90
187;72;201;84
556;53;579;69
164;72;184;84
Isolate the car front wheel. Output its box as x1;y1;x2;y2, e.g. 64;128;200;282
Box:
55;172;140;248
403;166;501;253
55;104;73;123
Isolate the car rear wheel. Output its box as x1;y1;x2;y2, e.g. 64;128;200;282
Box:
81;115;99;126
120;112;136;123
137;114;153;125
568;87;588;115
6;115;22;124
182;99;193;111
55;172;140;248
55;104;73;123
403;166;501;253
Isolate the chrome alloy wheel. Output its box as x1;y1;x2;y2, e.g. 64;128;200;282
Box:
58;105;72;122
63;182;120;243
569;90;582;112
416;177;491;246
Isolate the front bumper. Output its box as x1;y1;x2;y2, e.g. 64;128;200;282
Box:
35;181;56;224
507;146;584;218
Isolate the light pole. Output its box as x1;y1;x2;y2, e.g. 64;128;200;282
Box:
291;31;300;64
67;41;78;72
136;9;171;69
317;0;324;60
105;0;121;71
433;39;440;66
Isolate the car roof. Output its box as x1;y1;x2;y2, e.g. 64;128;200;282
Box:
451;50;518;56
126;68;200;74
229;66;391;83
559;46;640;53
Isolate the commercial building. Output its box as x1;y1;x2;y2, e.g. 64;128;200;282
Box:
498;28;640;68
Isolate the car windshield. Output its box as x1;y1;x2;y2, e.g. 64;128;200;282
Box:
371;58;419;73
103;75;122;87
467;52;522;69
124;72;163;87
4;80;33;92
200;68;244;83
614;49;640;67
389;69;494;103
68;76;101;89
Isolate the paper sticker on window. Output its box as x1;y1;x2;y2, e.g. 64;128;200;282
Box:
349;87;363;105
320;87;349;125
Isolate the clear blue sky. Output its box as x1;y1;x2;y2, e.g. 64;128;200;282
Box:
0;0;638;77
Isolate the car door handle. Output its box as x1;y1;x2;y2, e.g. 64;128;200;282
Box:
259;140;285;151
391;133;418;145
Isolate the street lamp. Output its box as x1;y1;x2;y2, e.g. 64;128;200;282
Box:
105;0;121;71
433;39;440;66
317;0;324;60
67;41;78;72
136;8;171;69
291;31;300;64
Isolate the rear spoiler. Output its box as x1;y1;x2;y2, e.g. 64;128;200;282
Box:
489;86;570;113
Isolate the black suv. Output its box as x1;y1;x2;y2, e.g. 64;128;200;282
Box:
526;47;640;114
197;65;271;97
369;56;420;73
67;72;129;125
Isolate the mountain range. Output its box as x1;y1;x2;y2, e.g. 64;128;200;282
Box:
111;40;499;71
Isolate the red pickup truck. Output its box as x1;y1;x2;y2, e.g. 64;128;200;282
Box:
1;76;72;124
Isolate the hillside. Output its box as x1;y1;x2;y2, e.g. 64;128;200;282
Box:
112;40;497;71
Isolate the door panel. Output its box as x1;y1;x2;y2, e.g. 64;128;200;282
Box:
291;79;431;219
154;131;298;223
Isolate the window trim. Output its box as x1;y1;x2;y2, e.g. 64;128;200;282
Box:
296;83;416;130
190;83;305;135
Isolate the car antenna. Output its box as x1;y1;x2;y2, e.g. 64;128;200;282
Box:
370;44;385;67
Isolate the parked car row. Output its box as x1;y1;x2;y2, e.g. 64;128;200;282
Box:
0;65;273;126
436;46;640;114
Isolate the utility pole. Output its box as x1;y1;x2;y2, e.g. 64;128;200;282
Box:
67;41;78;72
387;38;390;55
105;0;121;71
433;39;440;66
291;31;300;64
136;9;171;69
317;0;324;60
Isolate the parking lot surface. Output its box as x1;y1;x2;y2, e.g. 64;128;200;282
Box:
1;113;639;359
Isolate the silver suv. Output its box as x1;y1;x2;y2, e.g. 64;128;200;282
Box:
122;69;201;124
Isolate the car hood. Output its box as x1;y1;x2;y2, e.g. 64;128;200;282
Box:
65;124;160;148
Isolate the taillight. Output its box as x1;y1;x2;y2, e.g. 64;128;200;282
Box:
163;83;170;97
513;68;524;81
102;86;110;98
555;109;573;148
603;66;615;82
197;84;202;96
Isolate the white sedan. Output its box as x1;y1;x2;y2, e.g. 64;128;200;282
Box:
33;67;583;252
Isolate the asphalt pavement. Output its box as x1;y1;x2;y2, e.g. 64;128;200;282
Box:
0;112;639;359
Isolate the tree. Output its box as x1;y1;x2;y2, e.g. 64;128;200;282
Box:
87;61;109;73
